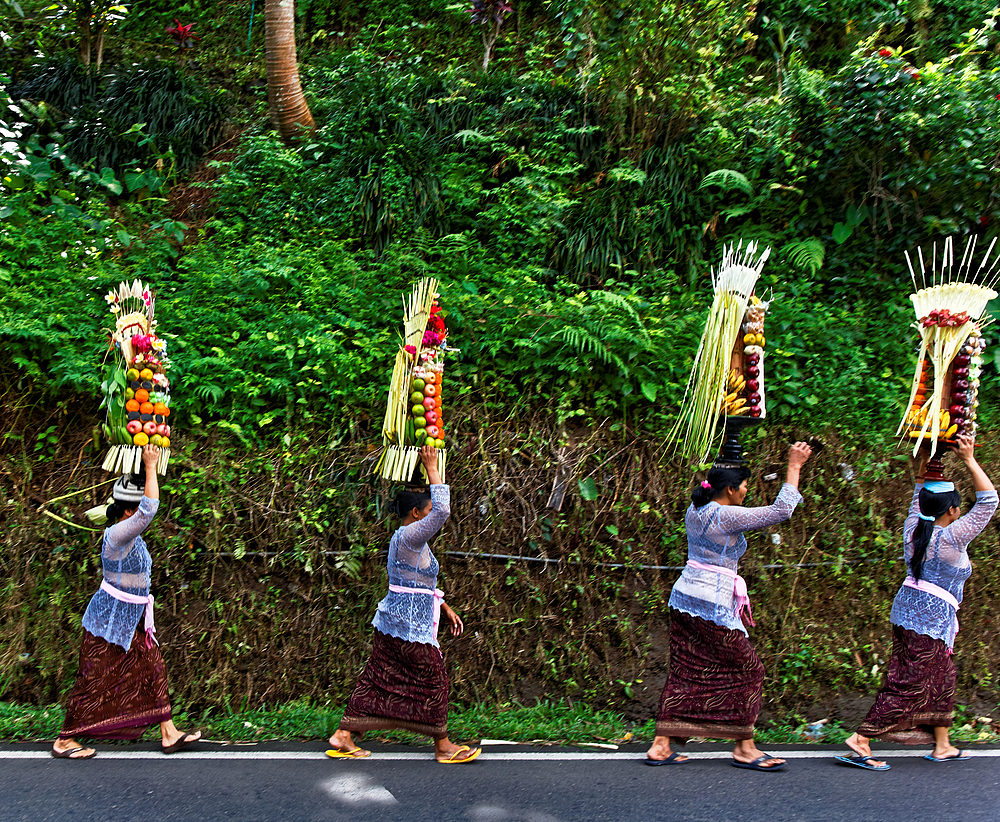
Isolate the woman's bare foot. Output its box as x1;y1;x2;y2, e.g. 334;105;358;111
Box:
733;739;785;768
845;732;886;769
52;738;96;759
159;719;202;750
645;735;688;763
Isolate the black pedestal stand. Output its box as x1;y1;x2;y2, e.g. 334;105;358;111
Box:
714;415;764;468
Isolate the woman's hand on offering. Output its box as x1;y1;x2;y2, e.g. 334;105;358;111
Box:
141;444;160;467
954;434;976;463
420;444;442;485
788;441;813;468
442;603;463;636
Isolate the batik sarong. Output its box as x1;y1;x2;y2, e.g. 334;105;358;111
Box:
857;625;956;745
59;628;172;740
655;610;764;741
339;629;449;738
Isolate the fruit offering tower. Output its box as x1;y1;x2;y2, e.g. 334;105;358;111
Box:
100;280;174;475
897;237;997;456
673;241;773;463
376;278;449;482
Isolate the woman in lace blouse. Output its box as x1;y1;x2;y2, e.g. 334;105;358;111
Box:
646;442;813;771
839;435;996;771
52;445;201;759
327;445;480;763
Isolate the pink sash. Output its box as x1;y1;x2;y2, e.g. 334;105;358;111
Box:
100;579;156;648
903;576;960;645
686;559;755;626
388;584;445;639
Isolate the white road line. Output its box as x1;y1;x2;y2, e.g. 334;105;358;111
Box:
2;749;998;761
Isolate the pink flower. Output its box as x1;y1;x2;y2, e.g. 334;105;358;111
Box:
404;345;417;356
423;330;442;347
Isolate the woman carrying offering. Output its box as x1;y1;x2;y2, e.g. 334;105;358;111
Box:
646;442;813;771
327;445;480;764
52;445;201;759
838;435;997;771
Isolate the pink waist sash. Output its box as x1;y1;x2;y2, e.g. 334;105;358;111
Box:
903;576;960;644
686;559;755;627
388;584;445;639
100;579;156;648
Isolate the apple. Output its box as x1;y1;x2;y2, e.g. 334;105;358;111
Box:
426;425;441;438
746;379;759;392
423;396;437;410
156;424;168;436
143;421;158;436
126;420;142;434
425;410;438;424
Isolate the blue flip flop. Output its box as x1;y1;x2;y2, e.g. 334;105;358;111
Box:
731;753;786;771
835;754;890;771
644;751;688;766
924;750;970;762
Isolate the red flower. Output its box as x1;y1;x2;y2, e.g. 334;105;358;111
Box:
427;314;446;333
995;93;1000;100
878;48;892;58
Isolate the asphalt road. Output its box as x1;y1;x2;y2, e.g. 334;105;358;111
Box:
1;743;998;822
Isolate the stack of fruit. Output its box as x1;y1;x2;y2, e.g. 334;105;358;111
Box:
100;280;174;475
721;295;769;419
409;367;446;448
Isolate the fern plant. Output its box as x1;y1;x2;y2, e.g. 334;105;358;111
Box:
782;238;825;274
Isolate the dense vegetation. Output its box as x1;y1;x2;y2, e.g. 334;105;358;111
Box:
2;1;1000;735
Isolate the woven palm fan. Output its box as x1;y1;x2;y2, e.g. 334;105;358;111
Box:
100;279;174;475
375;278;449;482
898;236;998;456
673;241;772;463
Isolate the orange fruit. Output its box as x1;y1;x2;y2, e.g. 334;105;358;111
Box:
161;436;170;448
134;388;150;403
162;406;170;417
125;399;141;413
140;401;154;415
133;432;149;446
153;402;168;415
139;368;154;381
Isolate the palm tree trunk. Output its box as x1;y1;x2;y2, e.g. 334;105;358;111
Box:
264;0;315;142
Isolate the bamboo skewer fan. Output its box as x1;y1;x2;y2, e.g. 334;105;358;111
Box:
897;236;998;455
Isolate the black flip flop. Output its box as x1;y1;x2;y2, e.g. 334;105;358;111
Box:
644;751;688;766
731;753;786;771
51;746;96;760
162;731;202;754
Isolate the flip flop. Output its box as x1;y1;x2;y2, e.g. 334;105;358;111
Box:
325;747;372;759
644;752;689;766
835;754;891;771
51;746;96;760
436;745;482;764
162;731;202;754
731;753;786;771
924;750;970;762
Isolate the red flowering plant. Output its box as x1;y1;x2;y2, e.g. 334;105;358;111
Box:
166;18;200;50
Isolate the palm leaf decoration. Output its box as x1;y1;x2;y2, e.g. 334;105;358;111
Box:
897;236;998;455
671;241;771;462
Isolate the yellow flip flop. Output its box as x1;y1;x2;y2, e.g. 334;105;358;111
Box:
436;745;482;764
325;747;371;759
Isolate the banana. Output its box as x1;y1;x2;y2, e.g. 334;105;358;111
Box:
724;390;738;404
729;398;747;411
734;376;746;392
945;424;959;438
730;405;750;416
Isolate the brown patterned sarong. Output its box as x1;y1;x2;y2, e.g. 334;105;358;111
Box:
655;609;764;741
59;628;172;740
857;625;956;745
338;629;449;739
